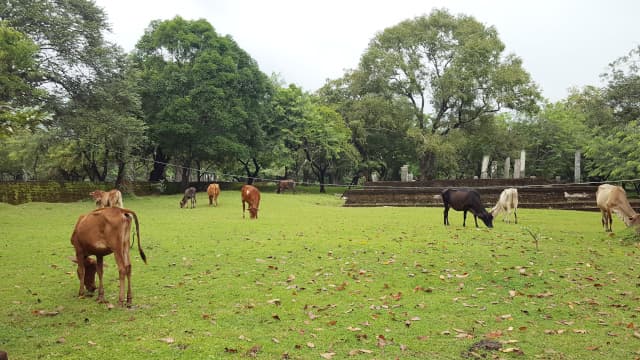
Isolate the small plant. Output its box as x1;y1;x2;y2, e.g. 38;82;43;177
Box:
524;226;541;251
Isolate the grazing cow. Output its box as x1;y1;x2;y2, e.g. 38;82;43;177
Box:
491;188;519;224
277;179;296;194
596;184;640;232
180;187;197;208
241;184;261;219
90;189;124;208
442;188;493;228
70;207;146;306
207;183;221;207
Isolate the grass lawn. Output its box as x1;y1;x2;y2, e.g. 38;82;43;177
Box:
1;190;640;359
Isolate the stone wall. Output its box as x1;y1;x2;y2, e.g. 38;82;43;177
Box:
342;180;611;210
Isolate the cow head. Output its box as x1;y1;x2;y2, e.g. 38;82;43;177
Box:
480;212;494;228
69;256;97;292
249;207;259;219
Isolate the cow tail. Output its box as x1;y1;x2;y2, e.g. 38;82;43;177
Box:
126;209;147;264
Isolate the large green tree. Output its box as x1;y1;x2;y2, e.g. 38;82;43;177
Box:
318;72;415;181
133;17;272;184
0;22;47;137
356;9;541;179
1;0;111;97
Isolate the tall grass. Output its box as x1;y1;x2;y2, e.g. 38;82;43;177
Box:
1;191;639;359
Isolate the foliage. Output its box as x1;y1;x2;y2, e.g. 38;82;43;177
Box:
0;0;111;97
318;73;415;180
0;22;48;136
3;196;640;359
512;102;588;179
133;16;272;183
355;9;541;179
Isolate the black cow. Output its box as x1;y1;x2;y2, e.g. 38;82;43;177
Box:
180;187;197;208
442;188;493;228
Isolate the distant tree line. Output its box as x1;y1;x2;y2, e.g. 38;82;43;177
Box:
1;2;639;192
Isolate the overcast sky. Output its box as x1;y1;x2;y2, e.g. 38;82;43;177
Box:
93;0;640;102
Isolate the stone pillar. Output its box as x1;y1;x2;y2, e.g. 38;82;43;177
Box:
481;155;490;179
520;150;526;178
513;159;521;179
504;157;511;179
574;150;581;183
400;165;409;182
490;161;498;179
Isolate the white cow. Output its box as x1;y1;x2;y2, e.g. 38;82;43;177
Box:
490;188;518;224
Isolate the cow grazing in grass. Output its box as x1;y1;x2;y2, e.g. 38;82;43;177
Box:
442;188;493;228
180;187;197;208
90;189;123;208
491;188;519;224
596;184;640;232
70;207;146;306
277;179;296;194
241;184;261;219
207;183;220;207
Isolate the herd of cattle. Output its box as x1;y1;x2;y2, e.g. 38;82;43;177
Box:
69;182;637;308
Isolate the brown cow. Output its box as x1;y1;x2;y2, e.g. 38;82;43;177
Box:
90;189;124;208
207;183;221;207
241;184;261;219
71;207;146;306
596;184;640;232
277;179;296;194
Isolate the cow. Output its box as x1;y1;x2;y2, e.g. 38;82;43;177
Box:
490;188;519;224
207;183;221;207
442;188;493;228
90;189;123;208
596;184;640;232
70;207;146;306
277;179;296;194
241;184;261;219
180;187;197;208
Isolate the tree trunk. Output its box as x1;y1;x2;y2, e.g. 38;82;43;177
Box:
240;158;261;185
115;159;126;189
149;147;169;181
419;150;437;180
180;162;191;189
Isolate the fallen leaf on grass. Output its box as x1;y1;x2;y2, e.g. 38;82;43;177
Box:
320;353;336;359
159;337;174;344
246;345;261;357
348;349;373;355
33;310;60;316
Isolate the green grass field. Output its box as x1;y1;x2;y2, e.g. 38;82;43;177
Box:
2;190;640;359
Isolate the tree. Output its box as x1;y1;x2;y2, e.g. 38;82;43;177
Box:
133;17;272;184
513;102;587;179
356;9;540;179
318;72;415;180
297;99;357;192
0;22;48;137
1;0;111;98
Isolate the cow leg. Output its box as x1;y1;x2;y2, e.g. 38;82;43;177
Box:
96;256;105;303
113;251;128;306
513;209;517;224
76;252;86;298
242;200;246;218
209;195;213;206
443;206;449;226
607;210;613;232
463;210;467;227
473;214;479;228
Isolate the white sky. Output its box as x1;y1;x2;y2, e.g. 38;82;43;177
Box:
94;0;640;102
